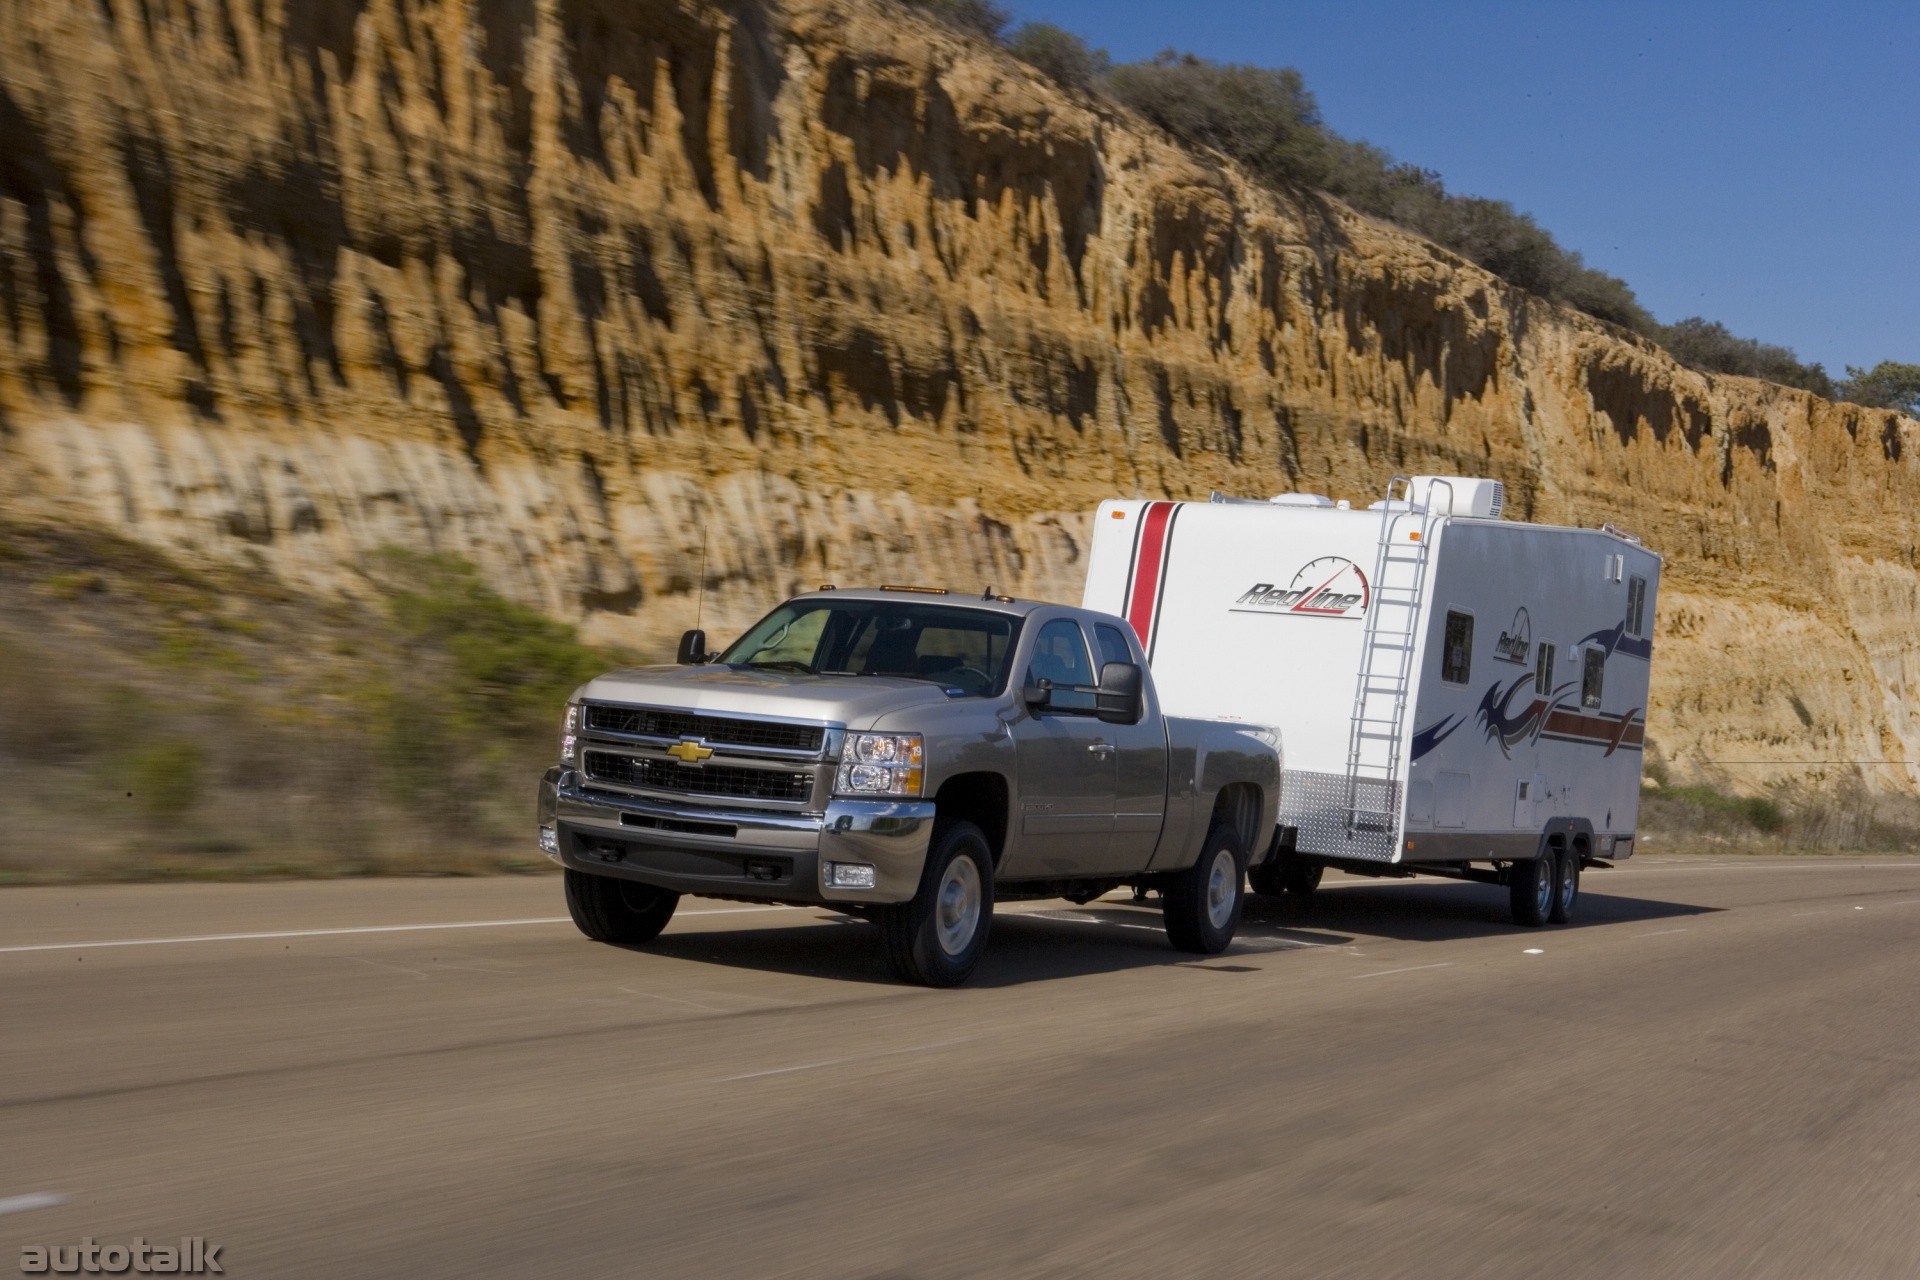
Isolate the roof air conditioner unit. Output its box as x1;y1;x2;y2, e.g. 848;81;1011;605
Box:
1411;475;1505;520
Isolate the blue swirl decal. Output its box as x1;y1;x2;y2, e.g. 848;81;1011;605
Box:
1409;714;1463;762
1577;620;1653;662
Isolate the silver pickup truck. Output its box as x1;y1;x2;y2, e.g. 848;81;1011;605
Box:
538;587;1280;985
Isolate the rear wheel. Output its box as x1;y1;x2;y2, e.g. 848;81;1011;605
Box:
564;869;680;944
1549;846;1581;923
1508;852;1554;928
1165;822;1245;954
880;820;994;987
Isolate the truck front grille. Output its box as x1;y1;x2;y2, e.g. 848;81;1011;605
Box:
582;751;814;804
583;705;825;754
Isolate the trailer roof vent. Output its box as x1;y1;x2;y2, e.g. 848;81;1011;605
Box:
1410;476;1505;520
1267;493;1335;507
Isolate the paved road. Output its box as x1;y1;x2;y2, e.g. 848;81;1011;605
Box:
3;857;1919;1278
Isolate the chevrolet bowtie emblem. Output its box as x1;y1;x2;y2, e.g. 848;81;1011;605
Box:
666;739;714;765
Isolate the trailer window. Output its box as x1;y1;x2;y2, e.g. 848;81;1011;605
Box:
1094;623;1135;669
1582;647;1605;709
1627;576;1648;636
1535;642;1557;696
1441;611;1474;684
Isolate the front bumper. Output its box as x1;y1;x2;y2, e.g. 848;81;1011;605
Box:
537;767;936;905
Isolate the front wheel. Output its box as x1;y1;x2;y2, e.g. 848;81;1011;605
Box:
1509;853;1554;928
880;820;995;986
1165;822;1245;954
565;869;680;944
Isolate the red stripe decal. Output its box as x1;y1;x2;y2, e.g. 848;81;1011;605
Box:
1126;502;1176;645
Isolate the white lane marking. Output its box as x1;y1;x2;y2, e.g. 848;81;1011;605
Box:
0;1193;67;1216
716;1037;971;1083
0;906;799;955
1638;928;1690;937
1349;962;1454;980
1522;948;1545;955
1027;911;1165;934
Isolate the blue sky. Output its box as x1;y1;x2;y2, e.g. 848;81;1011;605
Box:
1007;0;1917;374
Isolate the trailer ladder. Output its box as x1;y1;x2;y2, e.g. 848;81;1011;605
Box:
1340;476;1446;855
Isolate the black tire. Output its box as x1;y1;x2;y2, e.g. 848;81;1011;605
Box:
880;820;995;987
1549;846;1581;923
1247;860;1284;897
565;868;680;944
1250;854;1322;898
1165;821;1245;954
1283;857;1324;897
1509;852;1554;928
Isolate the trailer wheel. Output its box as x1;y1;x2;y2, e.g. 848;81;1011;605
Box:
564;869;679;944
1283;858;1324;897
1165;821;1245;954
879;820;994;987
1508;853;1554;928
1250;854;1320;898
1549;847;1580;923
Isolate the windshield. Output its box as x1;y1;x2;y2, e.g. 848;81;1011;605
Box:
717;600;1023;696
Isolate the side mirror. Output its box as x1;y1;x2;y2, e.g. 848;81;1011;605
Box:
676;629;710;665
1022;679;1054;709
1096;662;1144;724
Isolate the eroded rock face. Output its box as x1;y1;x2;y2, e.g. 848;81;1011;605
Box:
1;0;1915;788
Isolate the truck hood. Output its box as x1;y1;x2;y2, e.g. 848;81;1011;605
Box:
577;664;958;731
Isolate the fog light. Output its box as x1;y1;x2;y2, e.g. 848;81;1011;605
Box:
539;827;559;856
826;861;876;889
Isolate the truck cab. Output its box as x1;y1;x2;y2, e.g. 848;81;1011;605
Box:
540;587;1280;984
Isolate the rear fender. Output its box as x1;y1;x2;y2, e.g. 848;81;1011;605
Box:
1152;720;1282;871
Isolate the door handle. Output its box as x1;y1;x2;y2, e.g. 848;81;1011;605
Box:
1088;742;1115;755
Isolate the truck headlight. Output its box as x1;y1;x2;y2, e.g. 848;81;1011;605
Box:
560;702;580;765
834;733;924;797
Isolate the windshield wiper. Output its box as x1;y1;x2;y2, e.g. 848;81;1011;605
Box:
749;659;818;674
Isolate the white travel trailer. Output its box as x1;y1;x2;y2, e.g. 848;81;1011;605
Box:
1082;476;1661;926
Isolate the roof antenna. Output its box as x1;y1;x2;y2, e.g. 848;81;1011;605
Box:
982;585;995;600
694;523;709;635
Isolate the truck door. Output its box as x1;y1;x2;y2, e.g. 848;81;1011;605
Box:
1093;621;1169;872
1010;618;1120;877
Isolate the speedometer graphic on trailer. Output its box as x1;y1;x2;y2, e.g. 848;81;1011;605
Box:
1230;557;1370;619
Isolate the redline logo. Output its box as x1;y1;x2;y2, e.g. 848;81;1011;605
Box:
1493;606;1533;664
19;1237;222;1274
1231;557;1370;619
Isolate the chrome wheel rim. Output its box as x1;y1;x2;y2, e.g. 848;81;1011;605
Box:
1535;858;1555;916
1206;848;1239;931
935;856;983;957
1559;857;1577;910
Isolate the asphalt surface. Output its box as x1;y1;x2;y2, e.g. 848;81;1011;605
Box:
3;856;1919;1279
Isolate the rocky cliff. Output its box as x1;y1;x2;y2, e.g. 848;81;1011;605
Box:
2;0;1916;790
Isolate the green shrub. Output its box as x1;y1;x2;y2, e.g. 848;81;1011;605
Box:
1656;317;1835;396
1654;783;1786;833
130;740;205;822
1007;23;1108;91
1836;361;1920;414
1106;53;1333;191
378;553;607;738
899;0;1008;40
